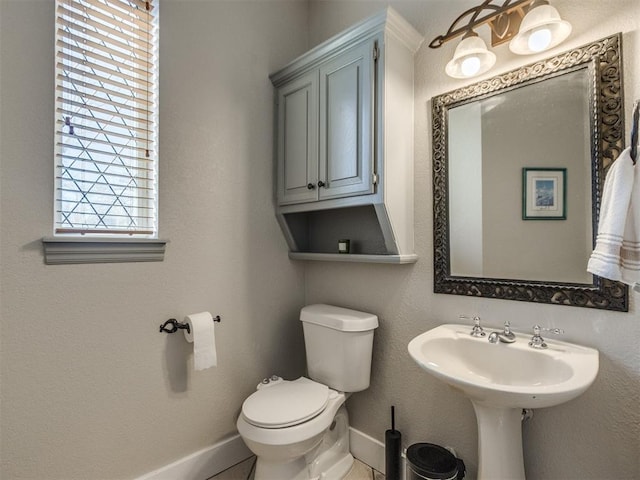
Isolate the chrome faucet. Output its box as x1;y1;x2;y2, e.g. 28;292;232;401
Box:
460;315;485;337
529;325;564;349
488;321;516;344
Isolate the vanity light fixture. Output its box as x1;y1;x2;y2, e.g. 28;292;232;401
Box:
509;0;572;54
430;0;572;79
445;31;496;79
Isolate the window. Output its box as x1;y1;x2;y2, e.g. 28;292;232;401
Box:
54;0;158;237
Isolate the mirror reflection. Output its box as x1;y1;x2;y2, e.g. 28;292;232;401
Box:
448;69;593;284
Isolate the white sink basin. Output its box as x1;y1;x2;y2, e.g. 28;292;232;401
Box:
408;323;599;479
408;324;598;408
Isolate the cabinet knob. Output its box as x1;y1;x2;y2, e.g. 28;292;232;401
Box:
317;180;326;188
307;183;316;190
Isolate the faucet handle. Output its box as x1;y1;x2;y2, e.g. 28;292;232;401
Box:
529;325;564;349
460;315;485;337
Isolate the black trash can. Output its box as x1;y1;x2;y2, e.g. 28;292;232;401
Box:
406;443;465;480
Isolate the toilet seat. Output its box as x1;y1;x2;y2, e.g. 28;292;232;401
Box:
241;377;329;428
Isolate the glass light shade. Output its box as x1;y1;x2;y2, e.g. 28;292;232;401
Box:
445;35;496;79
509;4;572;55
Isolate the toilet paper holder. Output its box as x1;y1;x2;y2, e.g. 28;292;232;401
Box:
159;316;221;334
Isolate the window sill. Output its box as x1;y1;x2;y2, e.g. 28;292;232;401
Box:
42;237;168;265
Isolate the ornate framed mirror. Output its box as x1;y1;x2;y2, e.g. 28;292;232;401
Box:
432;33;628;311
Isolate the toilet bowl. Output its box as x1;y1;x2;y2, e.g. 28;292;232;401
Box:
237;377;352;479
236;305;378;480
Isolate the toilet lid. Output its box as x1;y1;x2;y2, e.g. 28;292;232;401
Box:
242;378;329;428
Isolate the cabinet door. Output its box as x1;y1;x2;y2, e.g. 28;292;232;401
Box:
318;39;375;201
277;71;319;205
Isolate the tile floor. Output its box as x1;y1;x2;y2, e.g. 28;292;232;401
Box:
208;457;384;480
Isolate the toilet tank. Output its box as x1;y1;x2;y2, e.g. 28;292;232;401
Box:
300;304;378;393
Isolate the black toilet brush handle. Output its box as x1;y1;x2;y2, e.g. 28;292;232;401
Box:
385;406;401;480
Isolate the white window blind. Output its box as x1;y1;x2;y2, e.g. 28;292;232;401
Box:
55;0;158;236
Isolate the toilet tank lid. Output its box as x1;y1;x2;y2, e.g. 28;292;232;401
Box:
300;304;378;332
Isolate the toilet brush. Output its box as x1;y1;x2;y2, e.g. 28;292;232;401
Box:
385;406;401;480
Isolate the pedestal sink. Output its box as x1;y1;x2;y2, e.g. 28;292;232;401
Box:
408;324;599;480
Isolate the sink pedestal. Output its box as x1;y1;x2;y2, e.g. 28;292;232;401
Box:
472;402;525;480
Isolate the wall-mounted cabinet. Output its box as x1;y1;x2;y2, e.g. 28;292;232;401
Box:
270;8;422;263
277;39;375;206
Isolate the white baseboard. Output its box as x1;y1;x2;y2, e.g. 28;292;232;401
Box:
349;427;386;474
135;433;252;480
350;427;408;478
136;427;393;480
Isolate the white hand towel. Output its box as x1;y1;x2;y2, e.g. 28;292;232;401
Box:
587;147;640;285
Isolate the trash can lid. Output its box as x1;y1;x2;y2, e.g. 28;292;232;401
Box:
406;443;460;480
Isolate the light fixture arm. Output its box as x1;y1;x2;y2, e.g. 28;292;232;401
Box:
429;0;537;49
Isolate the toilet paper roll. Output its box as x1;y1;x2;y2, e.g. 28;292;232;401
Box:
184;312;217;371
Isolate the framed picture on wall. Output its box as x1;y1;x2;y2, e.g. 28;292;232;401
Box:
522;168;566;220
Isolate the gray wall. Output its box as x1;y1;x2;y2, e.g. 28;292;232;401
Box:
307;1;640;479
0;1;308;478
2;1;639;480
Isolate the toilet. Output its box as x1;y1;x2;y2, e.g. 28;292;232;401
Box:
236;304;379;480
